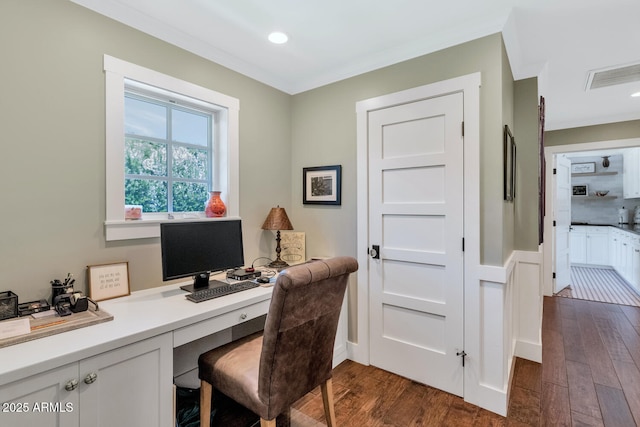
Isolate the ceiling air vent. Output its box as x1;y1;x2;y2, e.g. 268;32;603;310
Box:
586;62;640;90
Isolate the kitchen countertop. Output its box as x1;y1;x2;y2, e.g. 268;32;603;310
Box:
571;222;640;235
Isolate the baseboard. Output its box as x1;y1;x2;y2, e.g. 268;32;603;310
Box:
333;342;348;368
475;383;508;417
346;341;368;365
515;339;542;363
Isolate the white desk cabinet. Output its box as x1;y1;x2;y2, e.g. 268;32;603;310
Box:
0;362;78;427
0;333;172;427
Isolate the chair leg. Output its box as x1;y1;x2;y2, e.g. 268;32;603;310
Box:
321;378;337;427
200;380;212;427
260;418;276;427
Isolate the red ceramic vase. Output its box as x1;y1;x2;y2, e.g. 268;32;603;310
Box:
205;191;226;217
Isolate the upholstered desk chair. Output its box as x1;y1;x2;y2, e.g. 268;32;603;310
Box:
198;256;358;427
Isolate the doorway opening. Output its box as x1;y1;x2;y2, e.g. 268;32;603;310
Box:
544;138;640;308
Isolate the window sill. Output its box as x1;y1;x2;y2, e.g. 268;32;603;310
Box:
105;215;241;241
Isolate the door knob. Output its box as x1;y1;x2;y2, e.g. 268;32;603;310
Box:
369;245;380;259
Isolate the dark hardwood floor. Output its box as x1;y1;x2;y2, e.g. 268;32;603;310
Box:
204;296;640;426
540;296;640;426
292;296;640;426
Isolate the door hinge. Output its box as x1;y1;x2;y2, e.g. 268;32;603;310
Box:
553;168;557;174
461;121;465;137
462;237;465;252
553;220;556;226
553;272;556;279
457;350;467;367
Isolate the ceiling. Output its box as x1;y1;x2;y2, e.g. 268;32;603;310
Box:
71;0;640;130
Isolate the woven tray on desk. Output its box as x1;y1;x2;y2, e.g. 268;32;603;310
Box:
0;308;113;348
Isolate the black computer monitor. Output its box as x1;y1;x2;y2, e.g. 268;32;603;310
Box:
160;219;244;291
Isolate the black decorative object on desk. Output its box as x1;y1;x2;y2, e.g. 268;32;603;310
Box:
0;291;18;320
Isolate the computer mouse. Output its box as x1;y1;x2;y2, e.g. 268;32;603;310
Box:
257;277;270;284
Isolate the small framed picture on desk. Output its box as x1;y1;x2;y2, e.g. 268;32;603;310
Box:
87;262;131;301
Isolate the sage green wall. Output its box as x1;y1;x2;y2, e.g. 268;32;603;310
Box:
290;34;513;339
545;120;640;146
0;1;528;314
290;33;509;271
514;78;542;251
0;0;291;301
501;39;516;263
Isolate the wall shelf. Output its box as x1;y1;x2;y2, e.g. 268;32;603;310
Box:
572;195;617;200
571;171;618;177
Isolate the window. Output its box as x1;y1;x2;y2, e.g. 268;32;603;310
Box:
104;55;239;241
124;91;212;214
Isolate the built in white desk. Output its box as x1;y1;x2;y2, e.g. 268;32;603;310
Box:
0;279;273;427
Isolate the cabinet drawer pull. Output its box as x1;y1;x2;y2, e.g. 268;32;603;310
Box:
84;372;98;384
240;313;248;320
65;379;78;391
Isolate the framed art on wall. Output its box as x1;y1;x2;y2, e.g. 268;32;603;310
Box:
504;125;516;201
303;165;342;205
572;185;588;196
571;162;596;174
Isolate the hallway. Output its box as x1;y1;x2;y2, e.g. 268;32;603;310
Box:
555;266;640;308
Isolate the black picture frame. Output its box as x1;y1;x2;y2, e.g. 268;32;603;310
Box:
504;125;516;202
303;165;342;205
538;96;545;244
572;185;588;196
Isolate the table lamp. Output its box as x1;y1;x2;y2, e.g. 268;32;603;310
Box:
262;206;293;269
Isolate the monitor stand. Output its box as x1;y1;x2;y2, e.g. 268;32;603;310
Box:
180;272;211;293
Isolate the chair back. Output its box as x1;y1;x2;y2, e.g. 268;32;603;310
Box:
258;256;358;419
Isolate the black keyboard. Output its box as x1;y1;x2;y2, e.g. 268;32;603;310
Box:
186;280;260;303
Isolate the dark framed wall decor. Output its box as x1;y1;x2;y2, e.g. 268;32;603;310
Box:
538;96;545;244
504;125;516;202
303;165;342;205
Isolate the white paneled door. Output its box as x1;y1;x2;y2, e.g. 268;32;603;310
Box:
554;154;572;293
368;92;465;396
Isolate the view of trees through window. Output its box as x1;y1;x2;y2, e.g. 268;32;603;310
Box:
124;93;212;214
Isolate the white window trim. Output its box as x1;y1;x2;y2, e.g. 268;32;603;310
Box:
103;55;240;241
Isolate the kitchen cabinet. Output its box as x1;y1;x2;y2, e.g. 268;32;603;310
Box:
623;148;640;199
570;226;587;264
0;333;173;427
585;227;610;265
610;228;623;271
631;237;640;292
620;232;633;282
570;226;609;265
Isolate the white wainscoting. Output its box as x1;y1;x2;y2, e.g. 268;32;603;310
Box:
347;248;542;416
466;249;542;415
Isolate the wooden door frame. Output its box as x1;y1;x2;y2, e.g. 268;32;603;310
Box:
354;72;481;400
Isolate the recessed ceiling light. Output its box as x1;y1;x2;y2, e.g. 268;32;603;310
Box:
632;91;640;97
268;31;288;44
